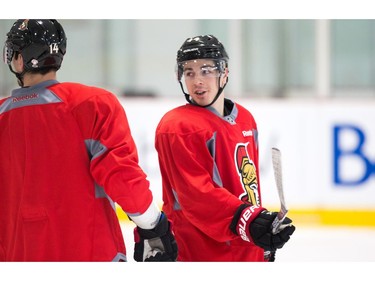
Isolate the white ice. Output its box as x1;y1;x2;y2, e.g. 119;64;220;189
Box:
122;222;375;262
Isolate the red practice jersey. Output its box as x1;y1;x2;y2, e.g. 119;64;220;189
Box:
155;99;265;261
0;80;153;261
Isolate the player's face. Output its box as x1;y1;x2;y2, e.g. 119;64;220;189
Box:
181;59;222;107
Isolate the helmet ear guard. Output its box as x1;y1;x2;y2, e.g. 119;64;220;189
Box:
176;62;183;82
2;44;14;65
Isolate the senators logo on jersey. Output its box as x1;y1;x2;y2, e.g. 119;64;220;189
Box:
235;143;260;206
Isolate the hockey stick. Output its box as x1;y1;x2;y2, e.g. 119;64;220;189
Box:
271;147;289;234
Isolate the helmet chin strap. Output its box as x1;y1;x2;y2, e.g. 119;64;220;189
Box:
180;76;229;108
8;64;26;87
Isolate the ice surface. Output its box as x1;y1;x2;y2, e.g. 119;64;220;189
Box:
122;222;375;262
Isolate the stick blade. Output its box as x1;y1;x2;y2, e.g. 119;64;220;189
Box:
271;147;289;234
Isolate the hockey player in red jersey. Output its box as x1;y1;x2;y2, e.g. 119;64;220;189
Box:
0;19;177;261
155;34;295;261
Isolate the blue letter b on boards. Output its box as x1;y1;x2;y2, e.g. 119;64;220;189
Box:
333;124;373;186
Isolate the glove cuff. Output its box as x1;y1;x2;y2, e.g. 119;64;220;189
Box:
230;204;265;243
136;212;169;239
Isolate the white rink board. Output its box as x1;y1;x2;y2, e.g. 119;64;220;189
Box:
121;97;375;210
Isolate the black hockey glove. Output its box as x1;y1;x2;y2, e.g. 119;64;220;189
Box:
134;212;178;262
230;205;295;252
249;210;295;251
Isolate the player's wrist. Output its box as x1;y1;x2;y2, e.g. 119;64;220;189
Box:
230;204;265;243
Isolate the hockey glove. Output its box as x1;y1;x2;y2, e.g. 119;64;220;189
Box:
230;205;295;252
250;210;295;251
134;212;178;262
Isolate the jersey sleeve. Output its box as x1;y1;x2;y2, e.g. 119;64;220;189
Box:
72;89;153;215
156;128;243;242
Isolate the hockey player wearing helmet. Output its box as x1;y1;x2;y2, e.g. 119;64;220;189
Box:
0;19;177;261
155;35;295;261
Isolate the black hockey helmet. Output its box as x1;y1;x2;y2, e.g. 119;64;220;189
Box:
3;19;67;71
176;34;229;81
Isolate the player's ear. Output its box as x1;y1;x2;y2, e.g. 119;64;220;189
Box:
221;68;229;86
12;52;25;73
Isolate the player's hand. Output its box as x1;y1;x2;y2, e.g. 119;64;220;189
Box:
250;210;295;251
133;212;178;262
